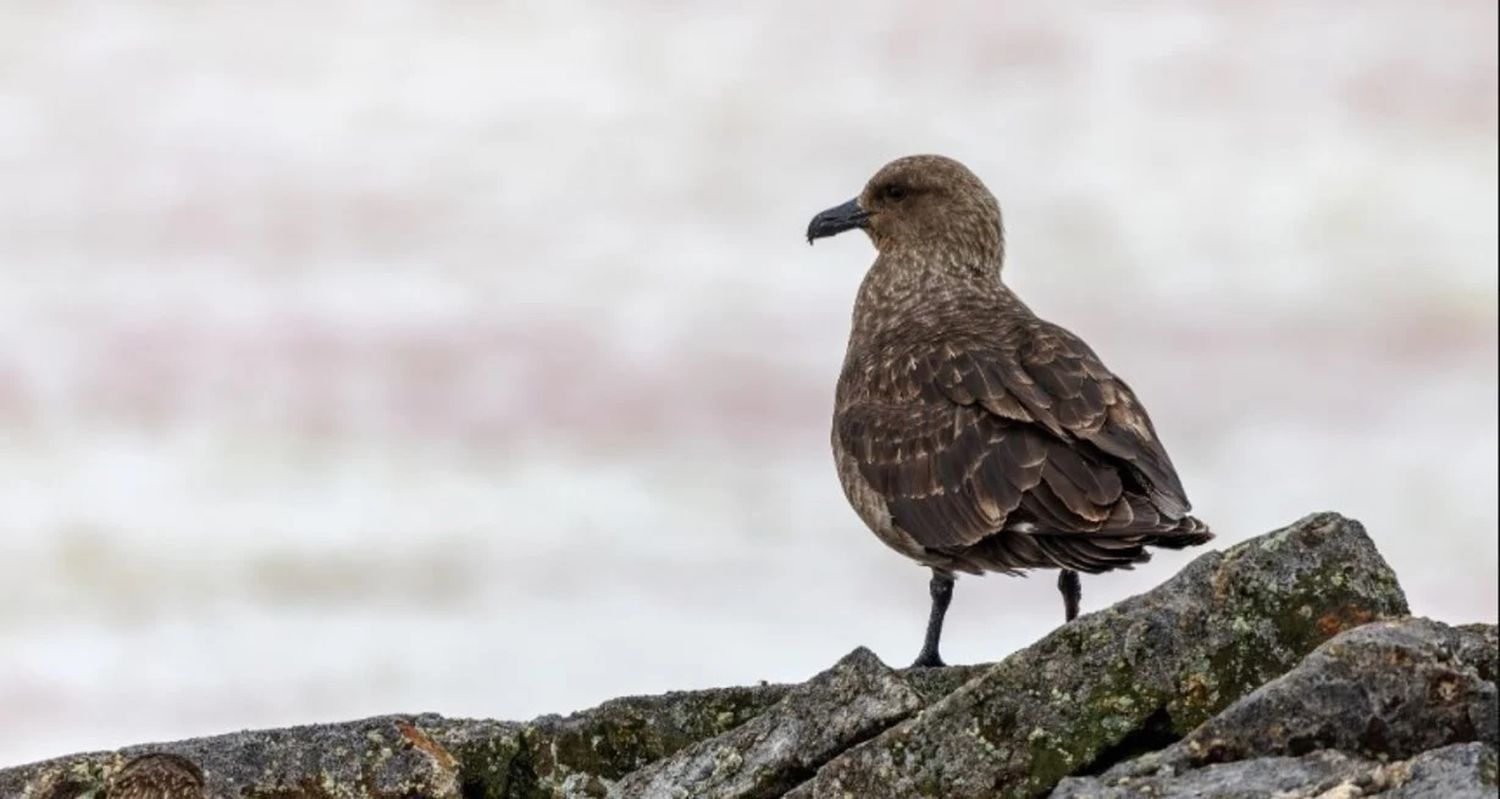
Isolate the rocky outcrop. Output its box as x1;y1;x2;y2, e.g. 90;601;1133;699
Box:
1090;618;1495;772
2;512;1491;799
1053;618;1497;798
783;510;1411;799
1052;742;1496;799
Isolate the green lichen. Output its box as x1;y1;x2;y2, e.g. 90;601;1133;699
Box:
1166;519;1409;731
442;732;523;799
524;684;785;788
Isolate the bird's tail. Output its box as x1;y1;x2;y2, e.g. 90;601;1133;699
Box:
956;512;1213;575
1144;514;1214;548
1026;514;1213;574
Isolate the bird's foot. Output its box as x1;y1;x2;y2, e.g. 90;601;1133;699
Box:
909;650;946;669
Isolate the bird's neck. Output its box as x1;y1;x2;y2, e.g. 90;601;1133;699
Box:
849;251;1029;347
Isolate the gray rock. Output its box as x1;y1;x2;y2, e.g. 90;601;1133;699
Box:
1103;618;1496;778
611;648;923;798
900;664;990;705
4;714;512;799
1051;742;1497;798
510;661;988;797
0;512;1422;799
786;512;1409;799
1054;748;1372;798
0;665;970;799
519;681;793;796
1383;741;1499;798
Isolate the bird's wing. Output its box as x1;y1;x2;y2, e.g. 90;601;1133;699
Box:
835;322;1191;551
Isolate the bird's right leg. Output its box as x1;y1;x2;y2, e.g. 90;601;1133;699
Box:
911;569;955;668
1058;569;1081;622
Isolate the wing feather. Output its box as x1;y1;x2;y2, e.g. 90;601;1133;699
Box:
834;320;1204;563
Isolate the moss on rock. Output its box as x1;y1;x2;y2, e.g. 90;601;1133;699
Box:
785;512;1409;799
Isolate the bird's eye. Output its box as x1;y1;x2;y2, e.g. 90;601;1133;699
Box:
883;184;907;201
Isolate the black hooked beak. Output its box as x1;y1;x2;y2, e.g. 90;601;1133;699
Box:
806;198;870;244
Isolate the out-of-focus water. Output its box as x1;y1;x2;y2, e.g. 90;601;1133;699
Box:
0;1;1495;767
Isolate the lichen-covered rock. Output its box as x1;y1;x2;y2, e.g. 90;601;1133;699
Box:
519;681;792;796
0;512;1449;799
0;668;975;799
611;648;923;798
1101;617;1496;779
1051;742;1498;798
505;661;987;798
1382;741;1499;798
785;512;1410;799
2;714;510;799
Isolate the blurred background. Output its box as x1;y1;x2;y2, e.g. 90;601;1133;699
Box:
0;0;1495;767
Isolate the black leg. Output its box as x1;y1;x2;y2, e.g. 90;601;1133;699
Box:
1058;569;1081;622
911;570;955;668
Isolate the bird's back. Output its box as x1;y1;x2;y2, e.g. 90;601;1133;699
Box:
833;268;1210;576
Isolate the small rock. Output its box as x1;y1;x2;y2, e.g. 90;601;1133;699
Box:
1051;742;1497;798
611;648;925;799
1381;741;1499;798
1105;617;1496;777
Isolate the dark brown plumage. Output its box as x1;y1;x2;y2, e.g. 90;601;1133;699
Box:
808;155;1212;667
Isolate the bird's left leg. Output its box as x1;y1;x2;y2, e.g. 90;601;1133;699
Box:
1058;569;1081;621
911;569;955;668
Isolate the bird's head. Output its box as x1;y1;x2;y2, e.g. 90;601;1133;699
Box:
806;155;1004;264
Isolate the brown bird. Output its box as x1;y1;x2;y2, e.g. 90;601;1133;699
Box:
807;155;1212;668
